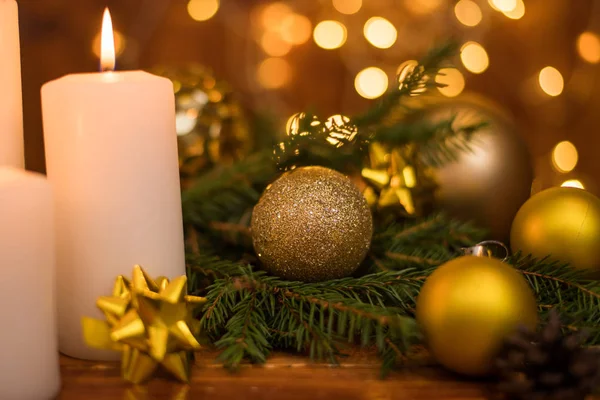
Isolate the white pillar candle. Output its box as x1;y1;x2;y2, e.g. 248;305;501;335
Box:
41;9;185;360
0;0;24;167
0;167;60;399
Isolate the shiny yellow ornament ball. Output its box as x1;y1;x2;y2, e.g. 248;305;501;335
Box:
416;256;538;376
511;187;600;272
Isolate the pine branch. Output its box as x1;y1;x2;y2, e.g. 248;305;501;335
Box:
351;41;458;128
196;262;422;369
182;151;279;249
510;255;600;344
372;117;486;168
272;42;475;173
212;291;272;369
368;213;485;272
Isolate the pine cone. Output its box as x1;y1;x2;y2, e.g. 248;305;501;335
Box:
494;310;600;400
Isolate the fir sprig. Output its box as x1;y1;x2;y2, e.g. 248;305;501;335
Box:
352;41;459;129
272;41;473;173
510;255;600;344
367;213;485;272
195;258;426;371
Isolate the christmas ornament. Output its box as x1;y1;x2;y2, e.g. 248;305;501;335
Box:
155;65;252;186
251;166;373;282
416;255;538;376
82;265;206;384
510;187;600;272
495;310;600;400
429;95;533;241
286;113;358;148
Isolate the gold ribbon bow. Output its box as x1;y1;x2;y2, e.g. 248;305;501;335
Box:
82;266;207;384
361;142;435;216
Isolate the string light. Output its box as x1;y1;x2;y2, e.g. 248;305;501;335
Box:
313;20;347;50
257;58;291;89
187;0;220;22
460;42;489;74
332;0;362;15
436;68;466;97
355;67;388;99
260;31;292;57
261;2;292;31
404;0;443;15
538;67;564;97
503;0;525;19
552;141;578;173
280;14;312;45
577;32;600;64
561;179;585;189
454;0;482;27
488;0;516;12
363;17;397;49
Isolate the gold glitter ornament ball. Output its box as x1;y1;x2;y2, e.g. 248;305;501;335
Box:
251;166;373;282
416;256;538;376
511;187;600;272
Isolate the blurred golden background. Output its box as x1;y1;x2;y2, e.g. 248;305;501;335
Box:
17;0;600;194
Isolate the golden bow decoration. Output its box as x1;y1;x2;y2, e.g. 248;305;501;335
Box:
82;266;207;384
361;142;435;216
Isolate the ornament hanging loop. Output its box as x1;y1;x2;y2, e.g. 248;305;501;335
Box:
461;240;509;262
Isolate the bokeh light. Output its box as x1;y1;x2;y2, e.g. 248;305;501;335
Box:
577;32;600;64
364;17;398;49
404;0;443;15
313;20;347;50
332;0;362;15
260;2;292;32
503;0;525;19
355;67;388;99
489;0;516;12
454;0;482;27
257;58;291;89
538;66;564;97
187;0;220;22
176;111;196;136
280;14;312;45
460;42;489;74
260;31;292;56
561;179;585;189
92;30;126;58
552;141;578;173
436;68;466;97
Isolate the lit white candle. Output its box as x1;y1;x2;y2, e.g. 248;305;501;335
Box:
41;9;185;360
0;167;60;398
0;0;24;167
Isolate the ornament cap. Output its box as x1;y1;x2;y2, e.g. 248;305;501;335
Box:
461;240;509;261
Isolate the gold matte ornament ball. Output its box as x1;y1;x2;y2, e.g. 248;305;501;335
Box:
416;256;538;376
511;187;600;272
251;166;373;282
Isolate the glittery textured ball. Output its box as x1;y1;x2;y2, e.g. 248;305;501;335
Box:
251;166;373;282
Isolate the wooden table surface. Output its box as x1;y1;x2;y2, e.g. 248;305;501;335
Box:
56;349;597;400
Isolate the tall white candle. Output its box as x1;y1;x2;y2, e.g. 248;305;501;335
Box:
0;0;24;167
41;9;185;360
0;167;60;399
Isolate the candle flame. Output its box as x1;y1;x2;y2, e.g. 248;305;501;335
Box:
100;8;116;71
